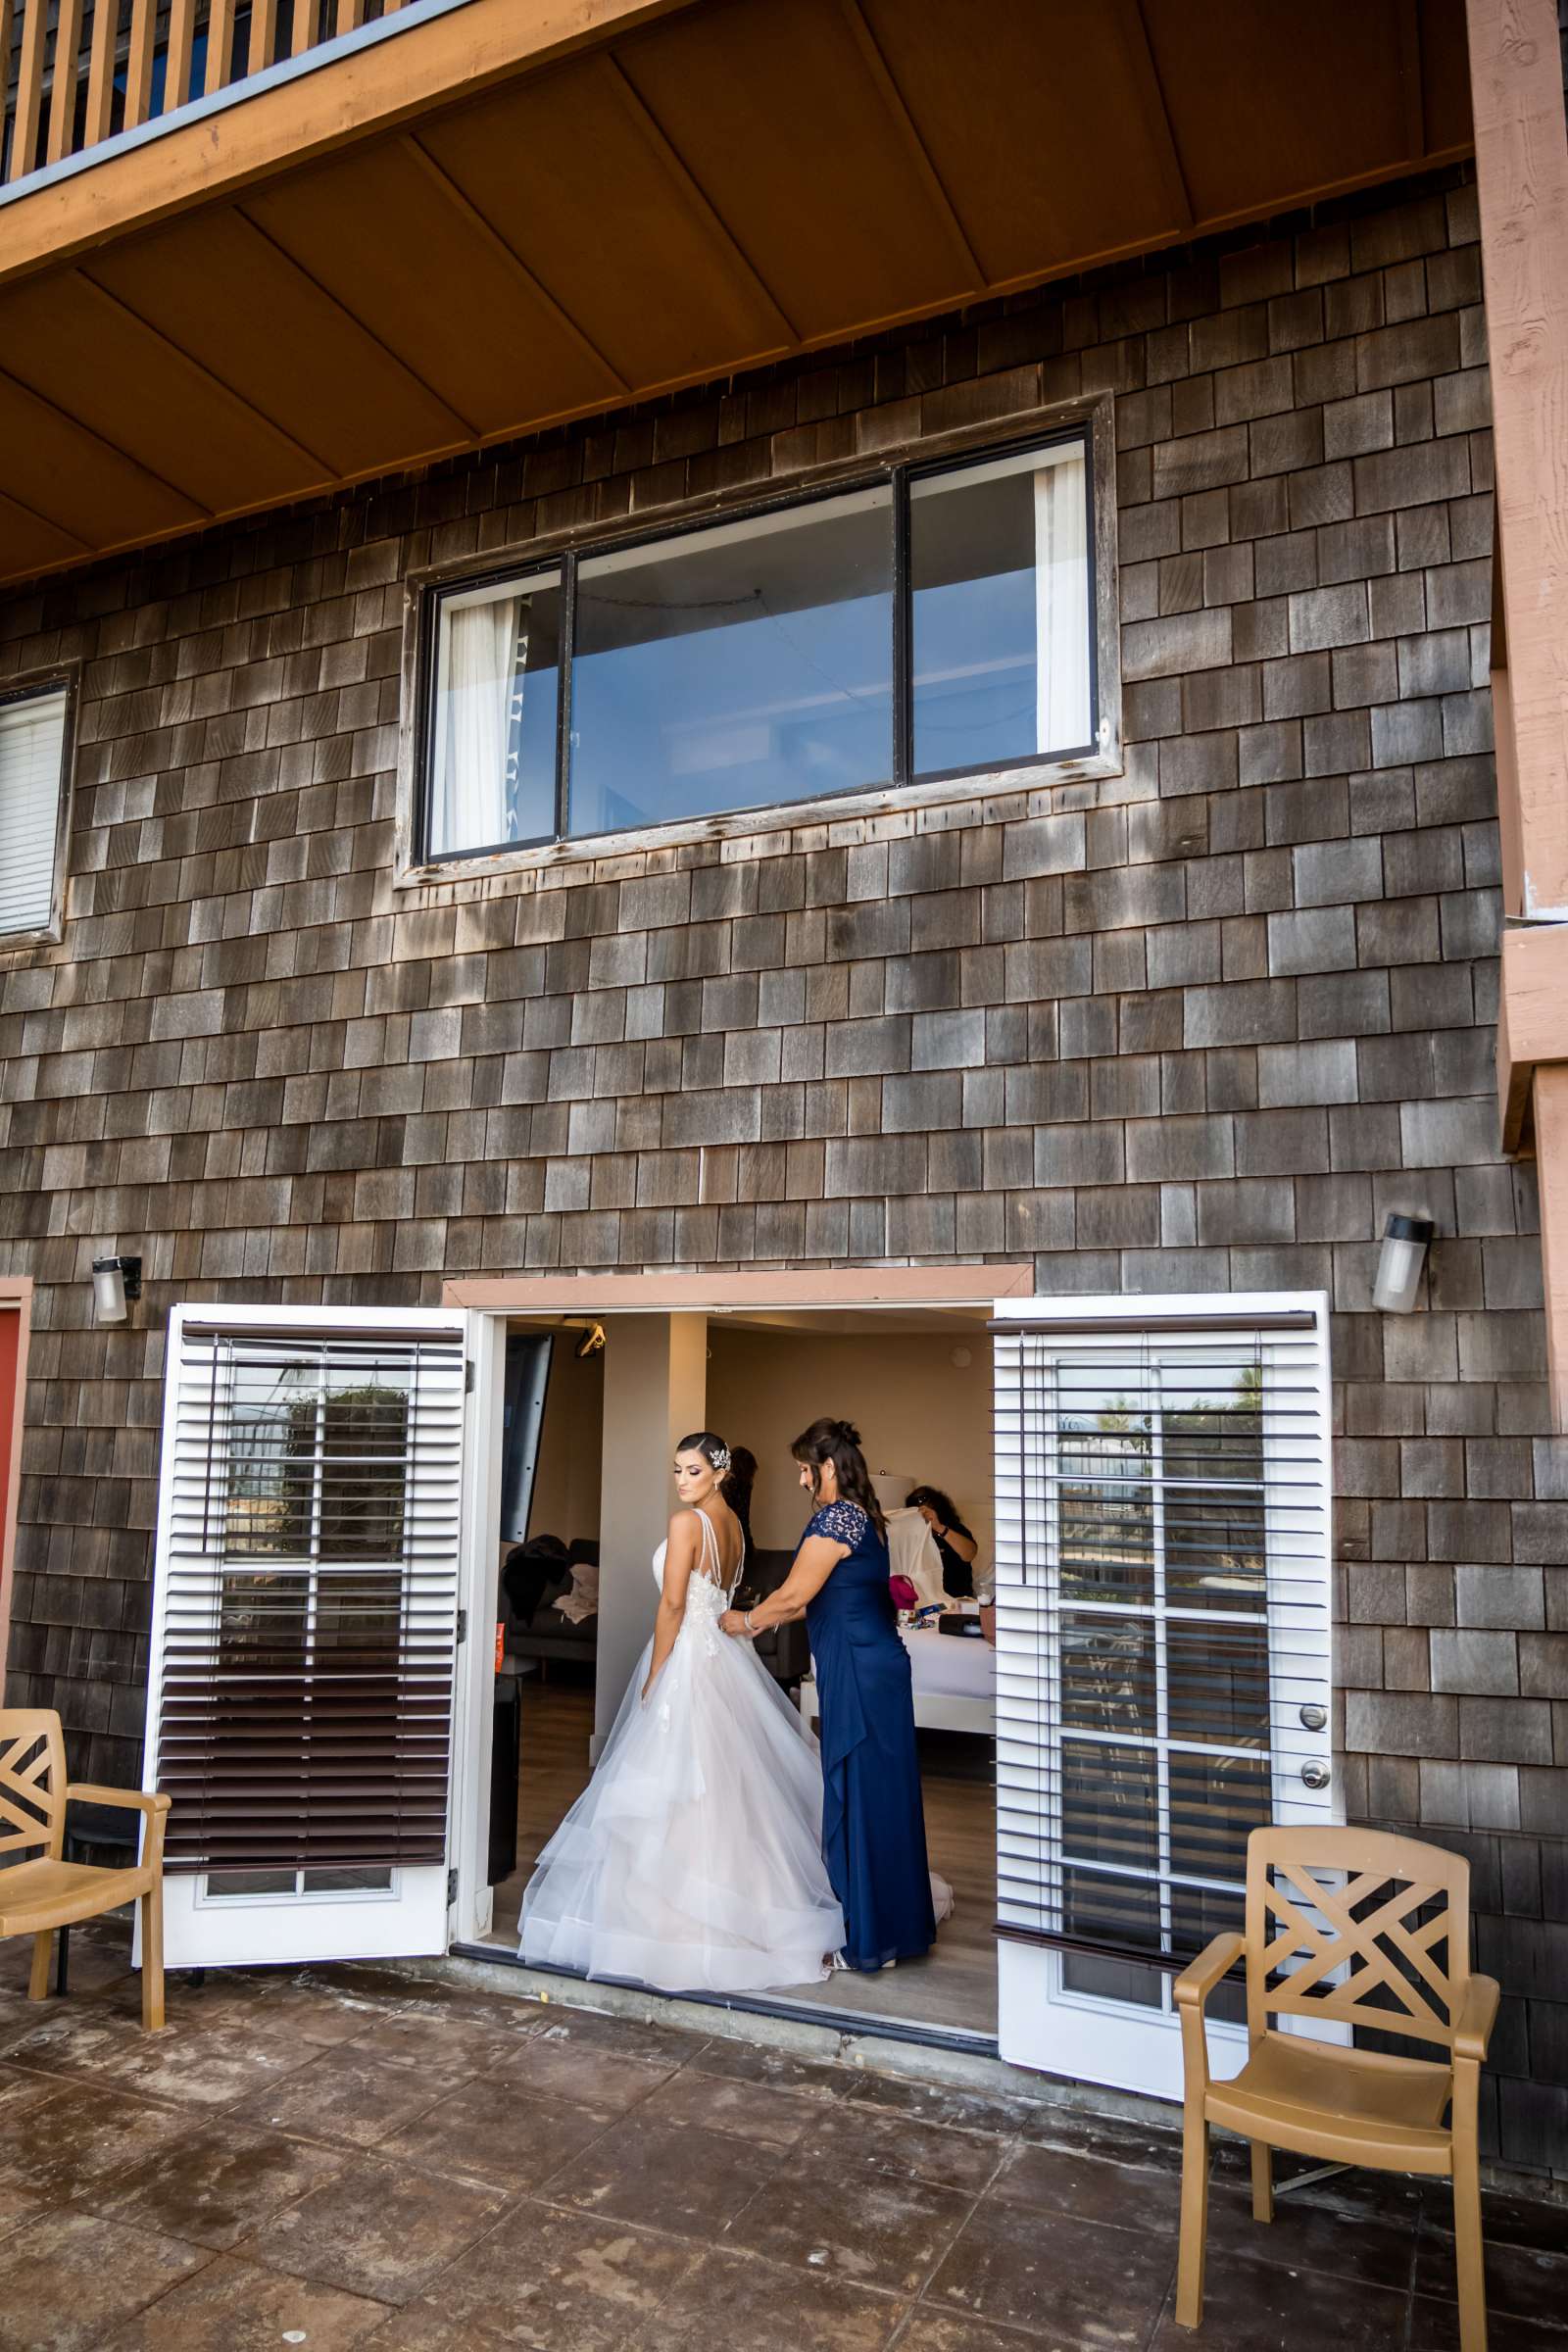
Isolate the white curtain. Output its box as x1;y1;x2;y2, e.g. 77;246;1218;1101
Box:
1034;449;1091;755
432;595;523;855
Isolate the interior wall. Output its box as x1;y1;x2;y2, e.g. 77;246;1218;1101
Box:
707;1325;994;1564
525;1338;604;1545
594;1312;709;1751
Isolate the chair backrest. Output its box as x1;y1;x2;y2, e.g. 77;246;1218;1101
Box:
1245;1824;1471;2053
0;1709;67;1865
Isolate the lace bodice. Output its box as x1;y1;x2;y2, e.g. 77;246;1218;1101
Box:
651;1511;736;1658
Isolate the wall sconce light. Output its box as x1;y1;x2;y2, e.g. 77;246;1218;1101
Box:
574;1321;606;1360
92;1254;142;1326
1372;1215;1434;1315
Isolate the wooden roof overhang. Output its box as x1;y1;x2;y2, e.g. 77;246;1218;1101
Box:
0;0;1473;591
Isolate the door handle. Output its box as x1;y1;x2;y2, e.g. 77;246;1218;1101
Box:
1299;1758;1330;1789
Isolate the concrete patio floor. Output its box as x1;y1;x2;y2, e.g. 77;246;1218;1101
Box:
0;1922;1563;2351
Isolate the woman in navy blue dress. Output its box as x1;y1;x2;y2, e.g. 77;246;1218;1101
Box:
721;1417;941;1971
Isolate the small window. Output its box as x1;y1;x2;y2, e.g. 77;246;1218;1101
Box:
417;424;1099;862
0;683;69;937
428;572;562;857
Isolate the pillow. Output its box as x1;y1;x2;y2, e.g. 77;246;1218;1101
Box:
553;1559;600;1625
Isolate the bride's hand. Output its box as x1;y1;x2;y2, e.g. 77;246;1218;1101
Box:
718;1608;751;1638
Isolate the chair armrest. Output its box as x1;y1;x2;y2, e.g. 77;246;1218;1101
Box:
1174;1932;1245;2012
67;1785;171;1818
66;1785;171;1866
1454;1973;1500;2065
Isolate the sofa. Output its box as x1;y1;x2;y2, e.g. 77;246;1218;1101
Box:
501;1539;809;1690
502;1538;598;1676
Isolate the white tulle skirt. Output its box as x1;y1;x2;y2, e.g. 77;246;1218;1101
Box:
518;1614;847;1993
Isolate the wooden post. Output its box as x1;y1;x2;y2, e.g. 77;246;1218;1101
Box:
1467;0;1568;919
165;0;198;109
1468;0;1568;1427
122;0;157;128
8;0;49;182
44;0;84;167
207;0;238;94
83;0;122;147
247;0;280;75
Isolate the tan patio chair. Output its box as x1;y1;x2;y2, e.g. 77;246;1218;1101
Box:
0;1708;170;2031
1174;1825;1497;2352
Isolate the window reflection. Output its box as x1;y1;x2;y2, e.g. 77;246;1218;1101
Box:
569;490;894;836
910;441;1091;776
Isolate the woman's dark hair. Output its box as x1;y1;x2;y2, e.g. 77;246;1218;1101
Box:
720;1446;757;1568
906;1485;960;1531
675;1431;731;1475
791;1417;886;1534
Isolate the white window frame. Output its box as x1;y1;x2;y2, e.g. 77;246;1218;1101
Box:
140;1301;475;1973
393;394;1121;886
0;666;75;948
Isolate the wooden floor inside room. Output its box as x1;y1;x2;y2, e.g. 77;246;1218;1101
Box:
485;1675;999;2039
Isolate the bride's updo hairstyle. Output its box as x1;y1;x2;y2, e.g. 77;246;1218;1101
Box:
675;1431;732;1478
791;1417;886;1535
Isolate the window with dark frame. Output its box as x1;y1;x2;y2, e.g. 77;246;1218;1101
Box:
418;425;1096;862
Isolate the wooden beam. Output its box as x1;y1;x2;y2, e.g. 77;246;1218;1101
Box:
836;0;987;295
400;132;631;397
1395;0;1428;161
233;204;484;439
1104;0;1194;232
1497;922;1568;1147
1467;0;1568;918
1532;1066;1568;1430
596;50;800;343
75;264;339;477
0;0;704;288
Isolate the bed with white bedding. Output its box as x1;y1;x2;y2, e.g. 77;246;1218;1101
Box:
795;1621;995;1738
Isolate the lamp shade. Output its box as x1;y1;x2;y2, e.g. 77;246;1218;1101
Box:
91;1259;127;1323
1372;1214;1435;1314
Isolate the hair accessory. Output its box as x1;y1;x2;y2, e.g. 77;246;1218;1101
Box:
710;1442;731;1473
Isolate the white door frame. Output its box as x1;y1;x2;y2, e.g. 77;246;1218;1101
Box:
449;1304;507;1947
440;1269;1032;1951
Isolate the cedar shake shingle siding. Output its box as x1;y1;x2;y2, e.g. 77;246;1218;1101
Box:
3;167;1566;2174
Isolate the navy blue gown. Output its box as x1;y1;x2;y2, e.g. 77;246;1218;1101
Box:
803;1499;938;1971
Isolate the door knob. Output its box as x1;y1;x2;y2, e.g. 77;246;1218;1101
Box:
1300;1758;1330;1789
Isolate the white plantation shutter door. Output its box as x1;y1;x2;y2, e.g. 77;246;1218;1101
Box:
144;1308;468;1967
992;1295;1334;2093
0;687;66;935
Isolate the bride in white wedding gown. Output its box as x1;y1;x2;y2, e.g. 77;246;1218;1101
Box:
518;1432;846;1992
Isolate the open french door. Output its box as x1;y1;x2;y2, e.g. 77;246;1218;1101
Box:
142;1305;470;1969
992;1293;1337;2099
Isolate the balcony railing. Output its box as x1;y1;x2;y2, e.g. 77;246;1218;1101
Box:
1;0;416;190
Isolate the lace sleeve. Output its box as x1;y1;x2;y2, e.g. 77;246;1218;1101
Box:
810;1500;868;1546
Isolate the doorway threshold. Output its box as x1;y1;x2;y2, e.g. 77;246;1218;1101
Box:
449;1939;1001;2060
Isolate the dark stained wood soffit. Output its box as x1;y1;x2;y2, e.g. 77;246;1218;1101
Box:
0;0;1474;588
